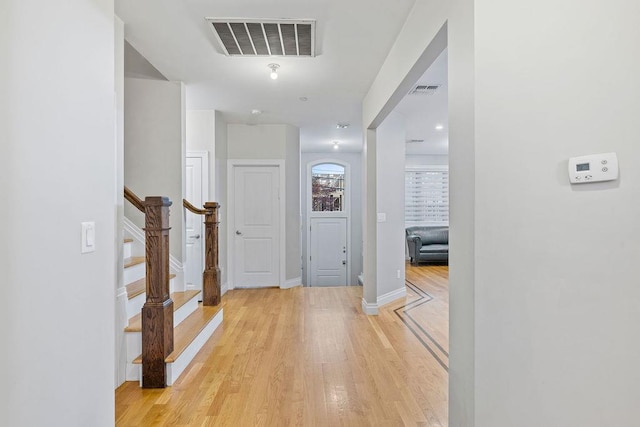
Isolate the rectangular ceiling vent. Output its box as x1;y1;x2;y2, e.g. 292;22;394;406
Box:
406;139;425;144
409;84;440;95
206;18;316;57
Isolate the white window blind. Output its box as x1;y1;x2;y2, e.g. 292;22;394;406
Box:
405;167;449;225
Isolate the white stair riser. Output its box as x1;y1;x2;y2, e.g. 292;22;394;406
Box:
123;241;132;260
167;309;223;385
126;292;146;320
126;277;176;319
125;332;141;381
174;296;199;327
128;308;224;384
124;262;145;285
124;290;201;381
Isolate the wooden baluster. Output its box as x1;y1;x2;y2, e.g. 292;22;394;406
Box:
141;196;174;388
202;202;221;306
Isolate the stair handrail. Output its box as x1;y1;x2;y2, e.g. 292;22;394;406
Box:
183;198;208;215
123;187;174;388
124;186;145;213
183;199;221;306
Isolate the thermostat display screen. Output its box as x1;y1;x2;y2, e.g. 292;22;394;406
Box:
576;163;590;171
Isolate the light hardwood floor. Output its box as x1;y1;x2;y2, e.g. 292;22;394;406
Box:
116;264;449;426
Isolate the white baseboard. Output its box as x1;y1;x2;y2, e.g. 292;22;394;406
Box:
221;282;229;296
281;276;302;289
361;298;378;315
377;286;407;307
361;287;406;315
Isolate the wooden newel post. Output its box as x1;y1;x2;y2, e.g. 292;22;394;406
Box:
141;196;174;388
202;202;221;306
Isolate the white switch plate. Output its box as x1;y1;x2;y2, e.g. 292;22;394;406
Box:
81;221;95;254
377;213;386;222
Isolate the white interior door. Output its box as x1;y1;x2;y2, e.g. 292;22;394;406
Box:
233;166;280;287
185;154;206;293
310;217;347;286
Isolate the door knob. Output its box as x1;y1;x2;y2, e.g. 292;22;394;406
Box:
236;230;242;235
189;234;201;239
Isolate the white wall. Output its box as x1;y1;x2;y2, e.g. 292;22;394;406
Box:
124;40;167;80
405;154;448;167
285;126;302;282
366;0;640;425
0;0;116;424
301;152;363;286
215;112;228;290
472;1;640;425
124;77;185;265
375;113;407;301
114;15;128;389
227;124;301;284
448;0;475;422
186;110;216;200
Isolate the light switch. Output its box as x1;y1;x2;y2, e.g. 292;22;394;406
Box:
377;213;386;223
82;221;95;253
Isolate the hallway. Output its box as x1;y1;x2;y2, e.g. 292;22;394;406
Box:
116;266;449;426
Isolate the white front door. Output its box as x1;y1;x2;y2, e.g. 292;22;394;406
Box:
185;154;206;293
310;217;347;286
233;166;280;287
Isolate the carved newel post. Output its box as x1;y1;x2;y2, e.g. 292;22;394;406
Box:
141;196;174;388
202;202;221;306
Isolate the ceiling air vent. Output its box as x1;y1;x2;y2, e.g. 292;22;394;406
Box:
406;139;425;144
206;18;316;57
409;84;440;95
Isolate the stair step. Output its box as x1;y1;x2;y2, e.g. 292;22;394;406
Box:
126;273;176;301
125;289;200;332
124;256;145;269
124;238;133;243
133;304;222;364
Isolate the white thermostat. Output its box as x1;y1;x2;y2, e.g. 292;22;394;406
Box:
568;152;619;184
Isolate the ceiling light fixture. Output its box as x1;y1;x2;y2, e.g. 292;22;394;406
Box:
268;63;280;80
336;123;350;129
435;124;444;130
251;109;262;115
333;141;340;150
299;96;308;102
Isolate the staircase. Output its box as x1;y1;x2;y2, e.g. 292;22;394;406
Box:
122;237;223;386
122;187;223;388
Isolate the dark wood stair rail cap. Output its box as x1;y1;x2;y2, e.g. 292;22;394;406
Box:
183;199;221;306
124;186;145;213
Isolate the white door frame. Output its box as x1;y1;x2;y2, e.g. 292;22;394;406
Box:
306;159;351;286
185;151;209;292
227;159;286;289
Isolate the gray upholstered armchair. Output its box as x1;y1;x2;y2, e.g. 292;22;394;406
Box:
406;226;449;265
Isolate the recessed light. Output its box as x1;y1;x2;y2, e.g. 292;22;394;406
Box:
333;141;340;150
251;109;262;115
435;124;444;130
299;96;308;102
336;123;350;129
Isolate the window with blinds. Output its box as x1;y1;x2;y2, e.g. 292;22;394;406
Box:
405;167;449;225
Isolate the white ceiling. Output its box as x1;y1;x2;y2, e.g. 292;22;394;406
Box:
393;49;449;156
115;0;418;153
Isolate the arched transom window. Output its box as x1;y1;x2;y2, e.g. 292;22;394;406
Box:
311;163;345;212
